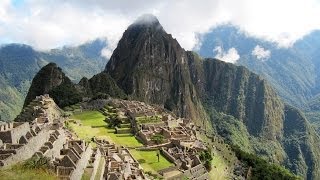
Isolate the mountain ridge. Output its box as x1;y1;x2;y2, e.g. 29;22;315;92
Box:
0;39;109;121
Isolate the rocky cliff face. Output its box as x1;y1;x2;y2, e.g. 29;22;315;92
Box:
105;15;207;121
24;15;320;179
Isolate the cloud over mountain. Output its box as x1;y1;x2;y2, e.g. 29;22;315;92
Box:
252;45;271;60
214;46;240;63
1;0;320;50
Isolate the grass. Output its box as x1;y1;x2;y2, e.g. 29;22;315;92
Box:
130;149;173;173
71;111;106;126
197;131;236;180
0;164;57;180
136;115;162;125
69;110;172;174
81;169;92;180
69;110;142;148
210;154;229;180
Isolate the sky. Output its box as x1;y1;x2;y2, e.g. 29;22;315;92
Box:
1;0;320;54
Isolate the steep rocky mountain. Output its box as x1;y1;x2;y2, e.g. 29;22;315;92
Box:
0;39;108;121
105;15;207;122
23;63;83;108
196;25;320;131
24;15;320;179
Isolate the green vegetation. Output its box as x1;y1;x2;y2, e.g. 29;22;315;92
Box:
69;110;141;148
199;149;213;171
207;108;253;152
89;72;127;99
23;156;51;170
209;153;229;180
231;145;300;180
151;134;165;144
71;111;106;126
130;149;173;173
81;169;91;180
136;115;162;125
0;158;56;180
49;80;83;108
69;110;172;175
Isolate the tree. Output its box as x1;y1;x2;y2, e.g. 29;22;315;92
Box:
199;150;213;171
151;134;165;144
108;117;122;128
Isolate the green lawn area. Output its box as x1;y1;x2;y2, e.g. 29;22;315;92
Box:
70;111;106;126
209;154;229;180
69;110;173;174
130;150;173;173
0;164;57;180
136;115;162;125
69;110;142;148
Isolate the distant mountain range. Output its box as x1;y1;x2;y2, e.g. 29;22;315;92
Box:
196;25;320;130
0;39;108;121
23;15;320;179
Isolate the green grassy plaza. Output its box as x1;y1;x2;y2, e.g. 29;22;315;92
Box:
68;110;173;174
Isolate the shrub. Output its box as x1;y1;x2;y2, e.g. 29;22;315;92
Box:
23;157;50;170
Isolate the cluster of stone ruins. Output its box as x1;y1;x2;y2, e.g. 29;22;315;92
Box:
0;95;99;179
108;99;211;179
0;95;230;179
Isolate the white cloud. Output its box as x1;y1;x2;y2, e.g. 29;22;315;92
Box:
252;45;271;60
213;46;240;63
101;47;113;59
0;0;320;50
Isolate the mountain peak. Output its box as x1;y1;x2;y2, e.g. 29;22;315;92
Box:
133;14;160;26
128;14;163;31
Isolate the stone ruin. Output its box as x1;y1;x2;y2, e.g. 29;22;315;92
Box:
95;139;147;180
0;121;65;167
53;140;94;180
15;94;62;124
137;120;196;146
0;94;103;180
160;141;209;180
111;99;161;119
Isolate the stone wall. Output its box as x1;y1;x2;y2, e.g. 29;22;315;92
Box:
89;149;102;180
43;130;66;159
70;144;92;180
137;131;149;145
160;147;178;165
0;127;51;167
183;164;209;180
0;122;29;143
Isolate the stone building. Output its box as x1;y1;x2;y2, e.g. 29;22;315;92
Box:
97;140;147;180
138;124;196;146
0;122;63;167
161;143;209;180
53;140;93;180
15;94;62;123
